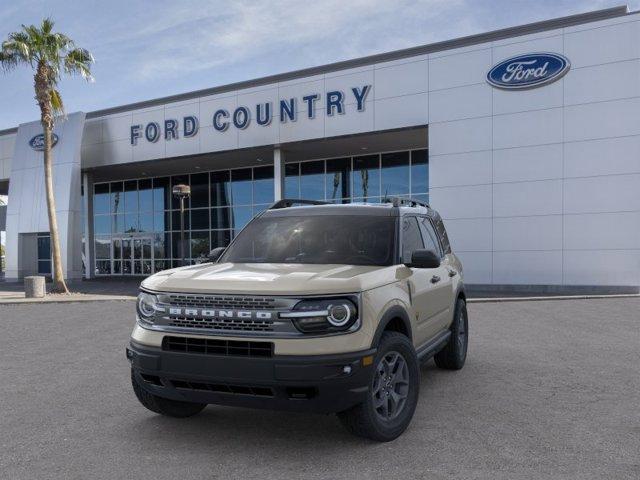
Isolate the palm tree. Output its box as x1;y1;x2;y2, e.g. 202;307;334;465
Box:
0;18;93;293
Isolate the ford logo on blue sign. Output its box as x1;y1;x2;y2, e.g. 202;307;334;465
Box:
487;53;570;90
29;133;59;151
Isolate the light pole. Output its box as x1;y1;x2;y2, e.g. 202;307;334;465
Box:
172;184;191;267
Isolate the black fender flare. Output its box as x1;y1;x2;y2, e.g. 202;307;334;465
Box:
370;305;413;348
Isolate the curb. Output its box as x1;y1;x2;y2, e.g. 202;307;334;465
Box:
467;293;640;303
0;295;136;305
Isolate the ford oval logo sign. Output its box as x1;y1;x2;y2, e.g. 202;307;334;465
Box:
29;133;59;151
487;53;570;90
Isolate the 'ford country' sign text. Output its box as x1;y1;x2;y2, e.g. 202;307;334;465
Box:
29;133;59;151
487;53;570;90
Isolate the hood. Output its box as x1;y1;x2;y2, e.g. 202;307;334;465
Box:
141;262;400;295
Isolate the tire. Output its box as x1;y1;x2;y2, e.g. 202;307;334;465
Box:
434;298;468;370
337;331;420;442
131;370;206;418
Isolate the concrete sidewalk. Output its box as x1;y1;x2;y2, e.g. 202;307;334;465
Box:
0;278;139;304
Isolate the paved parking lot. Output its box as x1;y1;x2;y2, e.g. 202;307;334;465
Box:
1;298;638;480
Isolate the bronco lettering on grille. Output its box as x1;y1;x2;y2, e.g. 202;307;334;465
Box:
168;307;273;320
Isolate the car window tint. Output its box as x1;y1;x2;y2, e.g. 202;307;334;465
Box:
419;217;442;257
401;217;424;264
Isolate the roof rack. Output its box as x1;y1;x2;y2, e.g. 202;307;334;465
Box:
269;198;329;209
382;196;430;209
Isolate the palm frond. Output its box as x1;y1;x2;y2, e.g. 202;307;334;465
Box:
50;88;64;116
64;47;94;81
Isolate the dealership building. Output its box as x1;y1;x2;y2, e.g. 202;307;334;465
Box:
0;6;639;292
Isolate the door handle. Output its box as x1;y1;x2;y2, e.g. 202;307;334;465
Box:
448;269;457;277
430;275;441;284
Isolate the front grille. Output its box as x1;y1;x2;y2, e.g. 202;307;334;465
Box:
170;379;274;397
162;336;274;357
166;294;278;310
167;316;274;332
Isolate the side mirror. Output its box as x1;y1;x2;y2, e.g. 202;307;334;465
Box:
405;249;440;269
207;247;226;263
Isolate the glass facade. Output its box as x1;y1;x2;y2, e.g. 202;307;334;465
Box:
285;149;428;204
93;165;274;275
92;148;428;276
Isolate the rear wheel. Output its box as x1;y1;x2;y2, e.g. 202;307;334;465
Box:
434;298;468;370
337;331;419;442
131;370;206;418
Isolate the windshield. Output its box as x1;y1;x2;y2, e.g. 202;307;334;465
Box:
220;215;397;266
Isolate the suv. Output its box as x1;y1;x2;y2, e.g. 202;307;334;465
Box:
127;197;468;441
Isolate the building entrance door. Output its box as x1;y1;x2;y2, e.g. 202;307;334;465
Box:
112;235;154;275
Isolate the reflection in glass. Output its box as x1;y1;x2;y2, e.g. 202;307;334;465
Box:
153;177;170;212
172;210;190;231
139;213;153;232
253;166;274;205
410;149;428;194
112;238;122;259
124;180;138;212
124;213;138;233
230;205;253;231
326;158;350;202
94;215;110;235
190;173;209;208
381;152;410;197
353;155;380;201
111;182;123;214
211;230;232;249
95;237;110;259
153;233;167;259
211;207;230;230
300;161;324;200
231;169;252;205
284;163;299;198
94;183;110;214
211;171;231;208
112;214;124;234
190;208;209;230
190;231;210;259
138;179;153;212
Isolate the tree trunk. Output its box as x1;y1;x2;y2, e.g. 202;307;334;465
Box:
43;124;68;293
35;65;68;294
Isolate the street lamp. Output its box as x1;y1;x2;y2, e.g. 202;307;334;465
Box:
172;184;191;267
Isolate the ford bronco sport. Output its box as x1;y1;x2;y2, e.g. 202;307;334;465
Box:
127;197;468;441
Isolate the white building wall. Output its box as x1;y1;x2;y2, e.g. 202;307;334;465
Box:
428;13;640;287
0;133;16;181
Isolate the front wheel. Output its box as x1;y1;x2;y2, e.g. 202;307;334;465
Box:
131;370;206;418
434;298;468;370
337;332;420;442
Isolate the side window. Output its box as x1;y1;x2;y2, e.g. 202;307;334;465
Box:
401;217;424;263
419;217;442;257
432;213;451;254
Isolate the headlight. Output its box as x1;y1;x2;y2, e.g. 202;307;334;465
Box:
280;297;359;334
136;291;158;324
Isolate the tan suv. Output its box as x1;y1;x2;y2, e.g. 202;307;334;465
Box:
127;197;468;441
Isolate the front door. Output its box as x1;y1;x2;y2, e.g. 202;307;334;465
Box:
401;216;451;346
112;235;154;275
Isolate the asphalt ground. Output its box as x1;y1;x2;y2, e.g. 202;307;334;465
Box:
1;298;638;479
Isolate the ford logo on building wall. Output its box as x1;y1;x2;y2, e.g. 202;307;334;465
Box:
487;53;570;90
29;133;59;151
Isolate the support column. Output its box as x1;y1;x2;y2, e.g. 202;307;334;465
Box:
82;172;94;279
273;147;285;201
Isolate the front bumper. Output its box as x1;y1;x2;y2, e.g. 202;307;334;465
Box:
127;340;376;414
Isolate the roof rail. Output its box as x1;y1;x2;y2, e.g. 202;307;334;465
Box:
269;198;329;209
382;196;430;209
